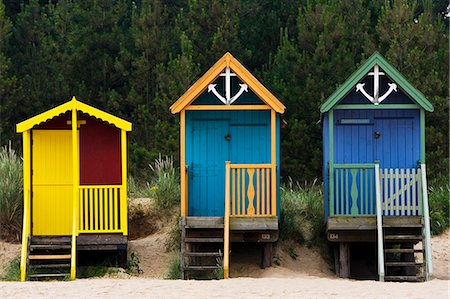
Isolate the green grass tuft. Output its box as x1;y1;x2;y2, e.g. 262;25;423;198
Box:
1;258;21;281
0;143;23;240
165;256;181;279
279;178;325;246
148;155;180;211
428;175;450;235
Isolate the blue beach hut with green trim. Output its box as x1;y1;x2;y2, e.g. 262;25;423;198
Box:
321;52;434;282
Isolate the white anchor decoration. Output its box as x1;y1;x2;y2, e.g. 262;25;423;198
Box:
356;64;397;105
208;67;248;105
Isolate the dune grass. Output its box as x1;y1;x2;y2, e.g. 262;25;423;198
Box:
279;178;325;246
0;143;23;240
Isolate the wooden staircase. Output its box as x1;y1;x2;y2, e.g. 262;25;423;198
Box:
180;217;224;279
26;236;72;281
382;217;426;282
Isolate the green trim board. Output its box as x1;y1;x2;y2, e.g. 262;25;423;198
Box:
328;110;334;215
420;109;425;163
320;52;434;113
334;104;419;110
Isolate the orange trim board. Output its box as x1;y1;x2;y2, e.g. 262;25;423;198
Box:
170;52;286;114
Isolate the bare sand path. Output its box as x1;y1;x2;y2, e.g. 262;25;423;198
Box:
0;277;448;299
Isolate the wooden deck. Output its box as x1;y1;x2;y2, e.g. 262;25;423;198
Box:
77;234;127;251
326;216;422;242
185;216;279;242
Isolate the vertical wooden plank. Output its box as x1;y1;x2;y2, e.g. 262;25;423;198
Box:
180;110;187;217
242;168;246;215
99;188;104;231
247;169;255;216
84;189;88;231
109;188;113;231
417;168;423;215
79;189;84;231
357;169;362;215
231;169;236;216
339;243;350;278
383;169;388;215
344;169;348;214
261;169;265;215
223;162;230;279
389;168;394;216
412;170;417;215
256;168;260;215
20;130;31;281
399;168;405;216
405;168;411;216
114;188;119;230
338;169;342;215
120;129;128;235
328;110;334;217
70;105;79;280
237;169;241;215
270;110;277;217
89;188;94;231
394;168;399;216
266;168;270;215
363;169;368;215
93;188;98;231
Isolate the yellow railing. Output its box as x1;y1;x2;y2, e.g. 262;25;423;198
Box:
223;162;276;278
228;163;275;216
78;185;126;233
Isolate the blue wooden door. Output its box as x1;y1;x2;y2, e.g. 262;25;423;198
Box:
374;118;417;168
189;119;230;216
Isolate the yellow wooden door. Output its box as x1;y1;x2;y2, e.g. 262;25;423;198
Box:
32;130;73;235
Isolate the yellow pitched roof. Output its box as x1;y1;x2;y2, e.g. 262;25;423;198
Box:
16;97;132;132
170;52;286;114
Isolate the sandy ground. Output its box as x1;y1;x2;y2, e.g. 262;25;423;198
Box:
0;229;448;298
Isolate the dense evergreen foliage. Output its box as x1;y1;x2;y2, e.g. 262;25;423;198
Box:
0;0;448;182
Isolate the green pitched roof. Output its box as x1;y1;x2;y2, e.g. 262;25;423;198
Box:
320;52;434;113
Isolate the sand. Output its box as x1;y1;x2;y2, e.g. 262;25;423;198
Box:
0;230;448;298
0;277;448;298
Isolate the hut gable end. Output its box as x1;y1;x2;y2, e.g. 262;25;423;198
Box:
320;52;434;113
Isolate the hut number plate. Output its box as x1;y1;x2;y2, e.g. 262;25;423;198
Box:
261;234;271;240
329;233;339;240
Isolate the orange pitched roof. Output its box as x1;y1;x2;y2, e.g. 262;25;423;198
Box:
170;52;286;114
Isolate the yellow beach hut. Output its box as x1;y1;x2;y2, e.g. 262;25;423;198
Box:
16;97;131;281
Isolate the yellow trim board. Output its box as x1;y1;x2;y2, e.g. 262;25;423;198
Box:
170;52;286;114
17;97;132;132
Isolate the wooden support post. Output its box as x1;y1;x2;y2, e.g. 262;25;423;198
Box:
339;242;350;278
180;217;186;280
334;244;340;277
261;243;273;269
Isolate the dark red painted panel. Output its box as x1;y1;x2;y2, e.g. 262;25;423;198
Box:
34;111;72;129
79;115;122;185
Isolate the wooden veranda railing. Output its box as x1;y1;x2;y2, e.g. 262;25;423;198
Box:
329;162;433;281
227;163;276;217
224;162;276;278
330;164;424;217
78;185;127;233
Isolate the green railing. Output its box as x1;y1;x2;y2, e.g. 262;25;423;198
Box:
330;163;376;216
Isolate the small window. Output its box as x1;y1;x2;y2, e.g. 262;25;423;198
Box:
338;118;373;125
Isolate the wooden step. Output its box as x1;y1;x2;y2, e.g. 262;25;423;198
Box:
184;238;223;243
29;254;71;260
185;265;221;270
384;235;422;241
184;252;223;257
385;261;423;267
30;244;71;250
384;248;423;253
30;263;71;269
30;236;71;244
185;217;224;229
385;275;425;282
29;273;69;279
